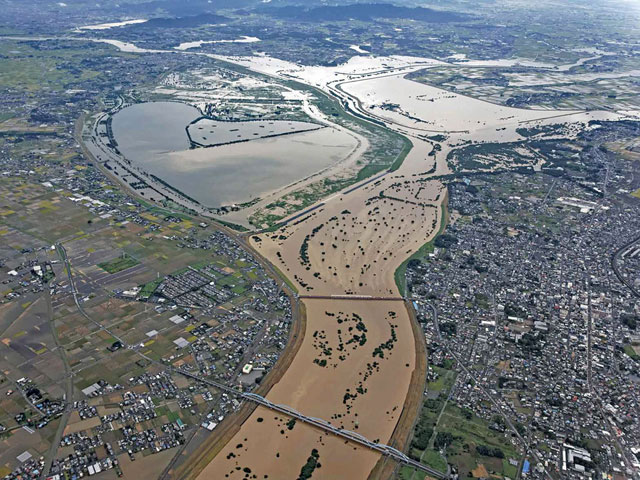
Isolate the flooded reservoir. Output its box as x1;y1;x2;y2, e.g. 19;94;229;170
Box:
111;101;358;207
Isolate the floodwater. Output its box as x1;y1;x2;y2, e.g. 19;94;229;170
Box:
78;19;147;30
340;73;581;134
198;299;416;480
111;101;358;207
112;101;198;153
174;36;261;50
188;118;321;146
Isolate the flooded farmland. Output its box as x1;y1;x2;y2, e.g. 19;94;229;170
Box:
187;117;322;147
104;49;625;480
111;101;358;207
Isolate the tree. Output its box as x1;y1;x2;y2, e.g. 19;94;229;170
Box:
476;445;504;458
434;432;454;449
434;234;458;249
621;313;637;330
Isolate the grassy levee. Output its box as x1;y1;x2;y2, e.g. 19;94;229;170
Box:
247;121;411;230
388;137;414;173
215;218;249;232
624;344;639;360
394;190;450;297
258;251;299;295
300;80;414;178
212;57;408;167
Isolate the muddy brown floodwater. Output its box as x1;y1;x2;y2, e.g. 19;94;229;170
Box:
194;63;613;479
112;102;359;209
197;131;445;479
197;299;416;479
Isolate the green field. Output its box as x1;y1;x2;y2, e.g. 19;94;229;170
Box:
624;344;639;360
0;41;108;92
394;195;449;296
98;253;139;274
401;360;519;479
400;366;456;479
439;405;520;478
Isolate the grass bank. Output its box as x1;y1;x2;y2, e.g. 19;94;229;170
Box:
394;191;449;296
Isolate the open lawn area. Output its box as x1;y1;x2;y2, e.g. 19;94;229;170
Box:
97;253;140;274
438;405;520;479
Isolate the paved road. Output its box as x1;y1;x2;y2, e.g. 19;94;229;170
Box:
41;290;75;479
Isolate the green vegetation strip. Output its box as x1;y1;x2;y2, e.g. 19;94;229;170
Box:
394;196;449;296
624;344;639;360
97;253;139;274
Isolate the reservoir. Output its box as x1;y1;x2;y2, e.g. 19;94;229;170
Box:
111;101;359;207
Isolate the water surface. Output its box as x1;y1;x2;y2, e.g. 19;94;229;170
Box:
112;101;357;207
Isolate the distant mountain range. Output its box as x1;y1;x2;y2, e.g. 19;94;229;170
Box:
124;13;229;29
256;3;472;23
117;0;246;15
